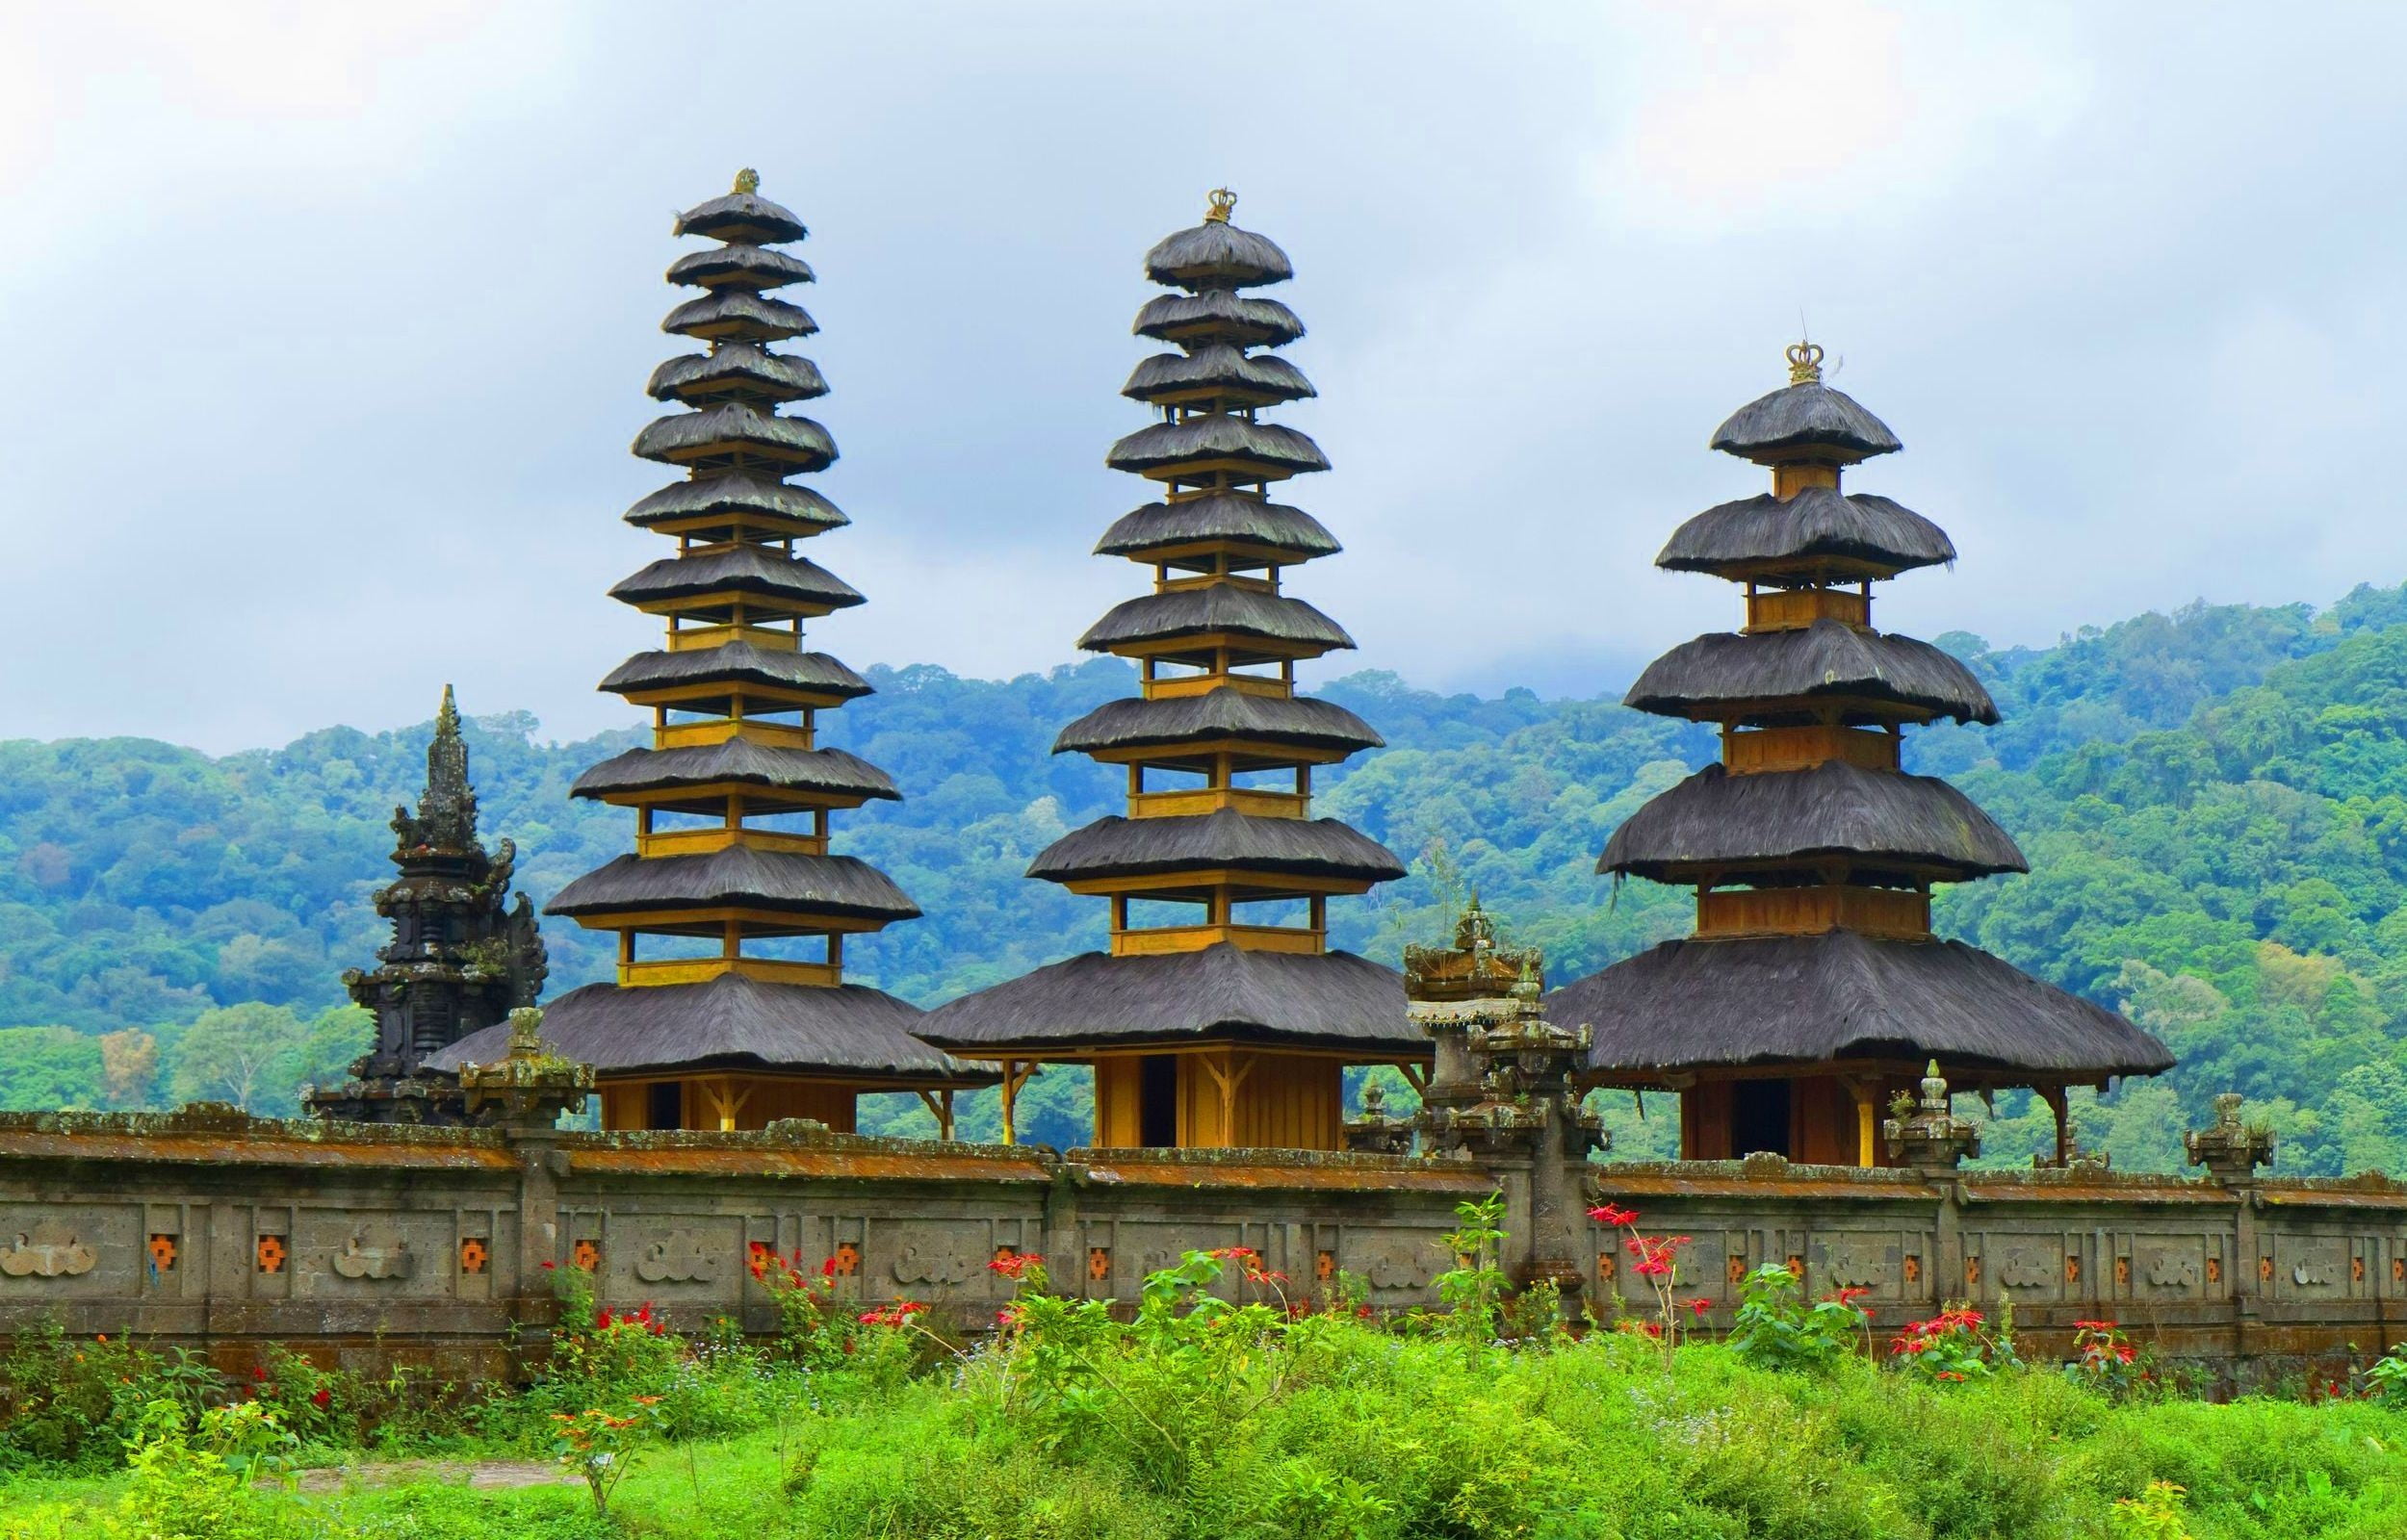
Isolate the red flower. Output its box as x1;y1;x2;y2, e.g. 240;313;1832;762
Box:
820;1256;840;1279
2071;1319;2116;1331
1588;1203;1639;1227
1686;1297;1712;1318
988;1252;1039;1280
1355;1304;1375;1321
1827;1286;1873;1306
309;1387;332;1409
251;1366;268;1382
1935;1370;1966;1382
540;1260;557;1271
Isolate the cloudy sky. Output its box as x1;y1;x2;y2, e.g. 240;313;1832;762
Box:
6;3;2404;753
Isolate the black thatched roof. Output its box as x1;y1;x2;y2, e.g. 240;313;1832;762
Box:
426;975;989;1084
548;848;918;923
634;404;836;471
1553;931;2173;1079
1599;761;2027;881
666;243;814;291
1626;622;1998;725
1029;808;1404;885
1053;689;1383;757
1657;487;1954;578
599;645;871;706
1094;495;1339;560
608;547;862;611
1078;586;1354;654
624;474;846;534
662;290;818;343
648;346;828;405
1106;417;1329;476
676;190;808;246
1144;221;1294;289
1134;292;1305;346
573;740;897;803
1123;346;1315;405
919;943;1419;1054
1711;381;1902;464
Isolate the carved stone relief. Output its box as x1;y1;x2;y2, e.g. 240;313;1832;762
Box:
333;1223;415;1281
891;1230;981;1288
0;1219;95;1279
634;1230;721;1285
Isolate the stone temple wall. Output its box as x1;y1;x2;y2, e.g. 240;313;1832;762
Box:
0;1107;2400;1386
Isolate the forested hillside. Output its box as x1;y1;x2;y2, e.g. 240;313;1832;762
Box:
8;581;2407;1170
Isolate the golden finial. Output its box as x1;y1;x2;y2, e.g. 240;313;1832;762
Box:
1204;188;1236;224
733;167;761;195
1786;340;1825;385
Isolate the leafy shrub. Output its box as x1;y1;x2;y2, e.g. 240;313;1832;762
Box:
0;1321;220;1472
1726;1263;1870;1373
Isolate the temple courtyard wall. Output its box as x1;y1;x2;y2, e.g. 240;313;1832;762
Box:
0;1105;2400;1389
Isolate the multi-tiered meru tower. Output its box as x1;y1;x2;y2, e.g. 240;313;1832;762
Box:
433;173;985;1135
925;192;1424;1150
1552;345;2169;1167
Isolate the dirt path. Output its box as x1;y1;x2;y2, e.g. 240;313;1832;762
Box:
285;1458;574;1493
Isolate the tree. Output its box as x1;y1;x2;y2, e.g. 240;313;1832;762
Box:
168;1003;311;1113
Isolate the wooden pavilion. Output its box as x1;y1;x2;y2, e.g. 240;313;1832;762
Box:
920;192;1426;1149
431;173;989;1133
1549;345;2171;1166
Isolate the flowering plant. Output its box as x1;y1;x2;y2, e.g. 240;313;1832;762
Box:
1588;1202;1694;1369
1890;1304;2017;1382
551;1395;662;1519
2066;1319;2144;1397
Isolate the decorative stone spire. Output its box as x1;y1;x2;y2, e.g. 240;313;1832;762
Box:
308;689;548;1125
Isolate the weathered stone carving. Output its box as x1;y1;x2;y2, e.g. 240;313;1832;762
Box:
2141;1245;2200;1291
0;1219;95;1279
634;1231;720;1285
333;1224;415;1280
1820;1239;1891;1290
1996;1246;2056;1290
2186;1092;2275;1184
2291;1247;2343;1289
1882;1063;1980;1173
1359;1240;1438;1292
892;1237;980;1287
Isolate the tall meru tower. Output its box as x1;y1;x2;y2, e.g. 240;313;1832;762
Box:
433;173;985;1134
1550;345;2170;1165
925;191;1428;1150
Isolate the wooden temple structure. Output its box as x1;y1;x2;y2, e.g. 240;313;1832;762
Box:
922;192;1425;1149
430;173;986;1134
1549;345;2172;1166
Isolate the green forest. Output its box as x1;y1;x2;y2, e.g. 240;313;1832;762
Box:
10;580;2407;1171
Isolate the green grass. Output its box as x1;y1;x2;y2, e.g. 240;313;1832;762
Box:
7;1327;2406;1540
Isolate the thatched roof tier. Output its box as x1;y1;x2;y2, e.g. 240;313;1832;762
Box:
634;403;836;472
1144;221;1295;289
623;474;846;534
1133;291;1305;346
572;741;897;804
662;290;818;343
1078;586;1354;654
919;943;1417;1055
675;189;808;246
1711;380;1902;465
548;848;919;923
1094;495;1338;561
1598;761;2027;882
1053;690;1382;758
1657;487;1954;578
1123;346;1315;406
599;644;870;702
608;547;863;612
427;975;988;1084
1106;417;1329;476
1555;931;2172;1079
647;346;828;405
1029;809;1405;885
1626;622;1998;725
666;243;815;292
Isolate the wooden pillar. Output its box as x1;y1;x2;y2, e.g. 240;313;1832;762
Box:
2041;1084;2071;1168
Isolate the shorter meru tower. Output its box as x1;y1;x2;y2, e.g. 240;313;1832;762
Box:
1552;345;2170;1165
308;687;546;1125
